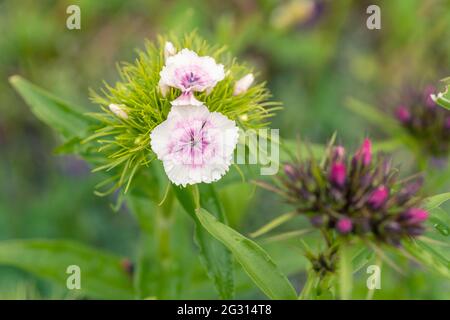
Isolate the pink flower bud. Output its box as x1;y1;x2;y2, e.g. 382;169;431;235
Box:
329;162;346;187
284;164;297;180
367;185;389;209
332;146;345;162
353;138;372;166
336;218;353;234
395;105;411;123
403;208;428;224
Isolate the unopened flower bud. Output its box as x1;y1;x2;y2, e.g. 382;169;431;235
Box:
332;146;345;162
233;73;254;95
402;208;428;224
164;41;176;60
367;186;389;209
353;138;372;167
109;104;128;119
329;162;346;188
395;105;411;124
336;218;353;234
284;164;298;181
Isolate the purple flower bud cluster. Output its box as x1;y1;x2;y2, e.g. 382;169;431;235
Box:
394;85;450;161
279;139;428;246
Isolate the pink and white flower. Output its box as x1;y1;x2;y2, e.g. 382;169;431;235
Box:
158;49;225;106
150;105;239;186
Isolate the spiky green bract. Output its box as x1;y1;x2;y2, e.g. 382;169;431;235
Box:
84;32;280;194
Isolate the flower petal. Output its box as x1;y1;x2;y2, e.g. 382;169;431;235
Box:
150;105;238;186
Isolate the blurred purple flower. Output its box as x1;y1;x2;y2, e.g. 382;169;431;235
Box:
336;218;353;234
269;138;429;246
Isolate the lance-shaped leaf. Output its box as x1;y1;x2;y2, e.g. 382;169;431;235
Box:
403;239;450;279
195;207;297;300
432;83;450;110
0;240;135;299
423;193;450;211
173;185;234;299
9;75;94;139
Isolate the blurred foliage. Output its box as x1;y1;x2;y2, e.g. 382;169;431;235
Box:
0;0;449;299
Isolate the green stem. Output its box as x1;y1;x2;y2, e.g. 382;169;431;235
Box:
192;184;200;210
338;242;353;300
298;270;317;300
157;188;174;260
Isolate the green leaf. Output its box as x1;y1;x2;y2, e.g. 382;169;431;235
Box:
9;75;94;139
0;240;134;299
403;239;450;279
423;193;450;211
352;247;375;274
250;211;297;238
128;164;183;300
198;184;234;299
173;185;234;299
173;185;198;220
338;244;353;300
428;207;450;237
345;97;400;134
195;207;297;300
127;194;157;299
298;270;318;300
432;84;450;110
427;207;450;237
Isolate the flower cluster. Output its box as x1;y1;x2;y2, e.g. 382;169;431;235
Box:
87;33;279;192
394;85;450;161
278;138;428;246
151;45;240;186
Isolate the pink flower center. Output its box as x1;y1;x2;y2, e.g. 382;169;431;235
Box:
175;66;210;91
167;119;216;168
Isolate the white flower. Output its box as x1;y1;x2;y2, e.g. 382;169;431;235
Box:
233;73;254;95
158;49;225;106
164;41;176;60
150;105;239;186
108;103;128;119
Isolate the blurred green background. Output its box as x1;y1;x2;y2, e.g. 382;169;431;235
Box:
0;0;449;299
